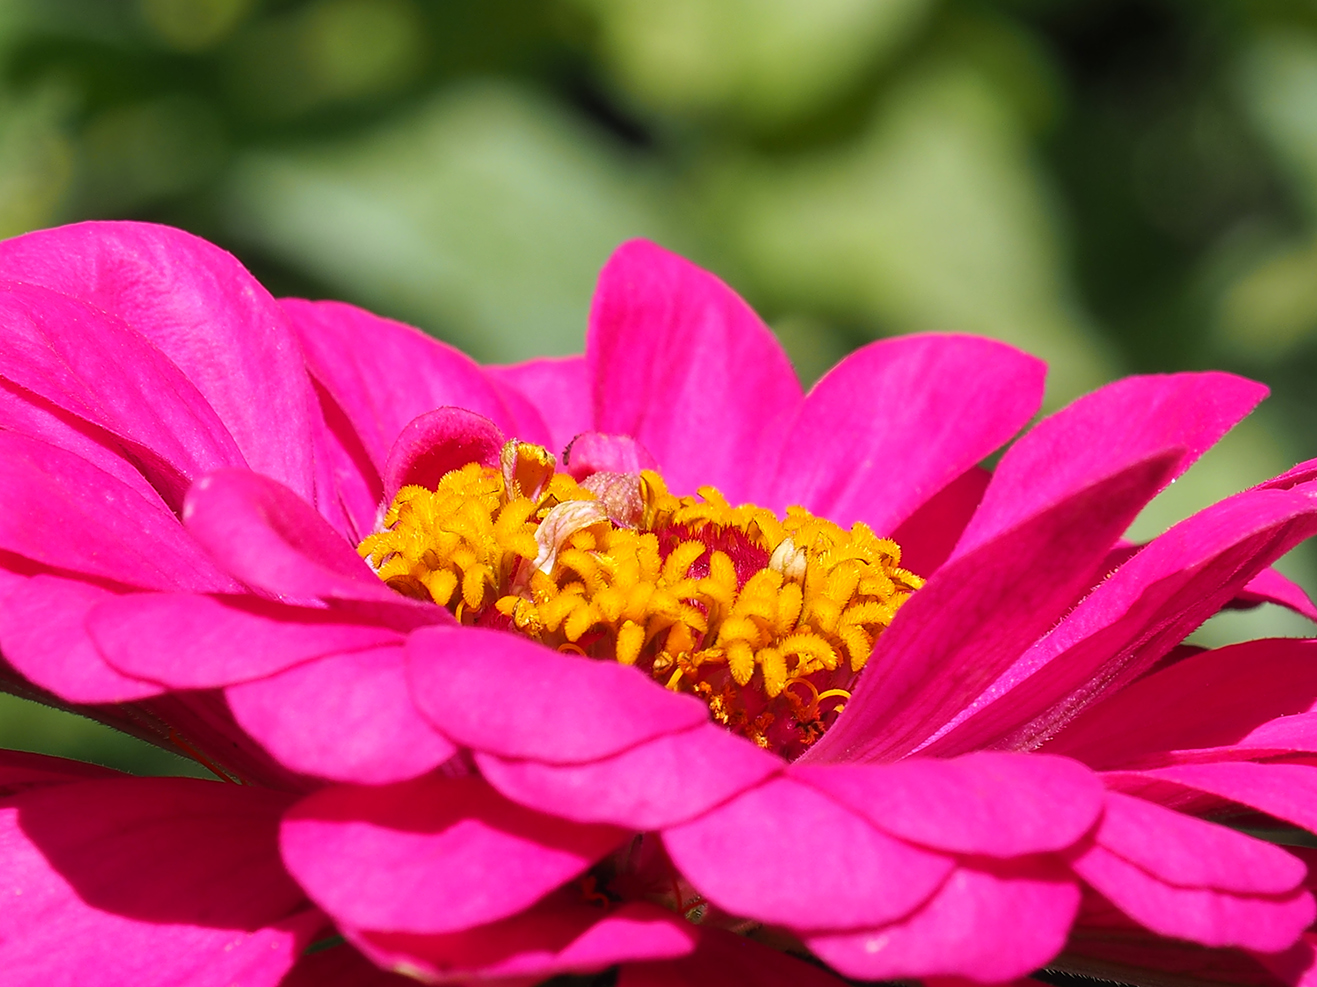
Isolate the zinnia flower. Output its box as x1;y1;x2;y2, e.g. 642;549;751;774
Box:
3;220;1317;986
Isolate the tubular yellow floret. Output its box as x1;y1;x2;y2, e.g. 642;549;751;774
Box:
361;439;923;754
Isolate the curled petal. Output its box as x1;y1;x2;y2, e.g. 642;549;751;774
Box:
661;775;954;931
805;857;1080;983
349;898;696;983
1092;791;1306;895
795;752;1103;857
184;469;396;603
89;592;411;689
1070;843;1313;953
226;645;456;785
407;626;709;763
476;722;782;830
381;408;505;506
280;774;627;934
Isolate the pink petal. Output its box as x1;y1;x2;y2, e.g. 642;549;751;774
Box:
0;221;323;502
1233;566;1317;622
226;645;456;784
805;857;1079;982
0;750;121;797
380;407;505;504
758;335;1044;536
1065;900;1314;987
0;775;311;987
891;465;991;578
661;775;954;931
587;239;801;501
0;377;165;505
1070;843;1313;952
475;722;781;829
488;355;592;458
1044;639;1317;771
619;926;851;987
0;576;165;703
806;451;1180;764
88;592;410;689
281;774;627;934
0;282;247;510
924;483;1317;757
311;383;385;545
795;752;1103;857
0;431;235;592
1107;762;1317;834
350;898;696;982
183;469;398;603
282;298;535;473
407;625;708;763
1094;791;1305;895
956;372;1267;560
563;431;660;479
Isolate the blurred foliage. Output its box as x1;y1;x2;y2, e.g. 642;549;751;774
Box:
6;0;1317;768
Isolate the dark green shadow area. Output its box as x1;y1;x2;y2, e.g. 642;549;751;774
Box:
0;692;207;778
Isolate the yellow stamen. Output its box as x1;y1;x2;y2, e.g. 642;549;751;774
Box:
360;441;923;756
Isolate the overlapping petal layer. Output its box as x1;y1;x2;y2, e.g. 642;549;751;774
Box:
0;222;1313;986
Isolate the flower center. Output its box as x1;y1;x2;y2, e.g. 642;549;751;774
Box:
358;440;922;757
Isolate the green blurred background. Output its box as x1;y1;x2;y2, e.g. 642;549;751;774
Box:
4;0;1317;773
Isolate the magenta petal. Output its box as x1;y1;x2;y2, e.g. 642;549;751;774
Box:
662;775;953;931
0;431;234;592
805;857;1079;982
0;377;166;506
488;355;592;458
0;221;323;501
588;239;802;500
1109;762;1317;835
891;466;991;578
283;298;532;472
1095;791;1305;894
807;451;1180;764
89;592;408;689
0;282;247;509
281;774;626;934
926;483;1317;756
0;775;310;987
183;469;396;603
0;750;121;796
956;372;1266;559
1070;843;1313;952
350;899;695;982
795;752;1102;857
563;431;660;479
226;645;456;784
0;576;164;703
1234;566;1317;621
475;722;781;829
759;335;1044;535
407;626;709;763
381;407;505;503
1044;639;1317;771
619;926;851;987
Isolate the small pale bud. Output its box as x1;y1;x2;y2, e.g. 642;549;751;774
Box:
769;536;807;582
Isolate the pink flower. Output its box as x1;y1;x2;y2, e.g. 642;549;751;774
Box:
2;220;1317;985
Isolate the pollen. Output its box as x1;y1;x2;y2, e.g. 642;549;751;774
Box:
358;441;923;758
